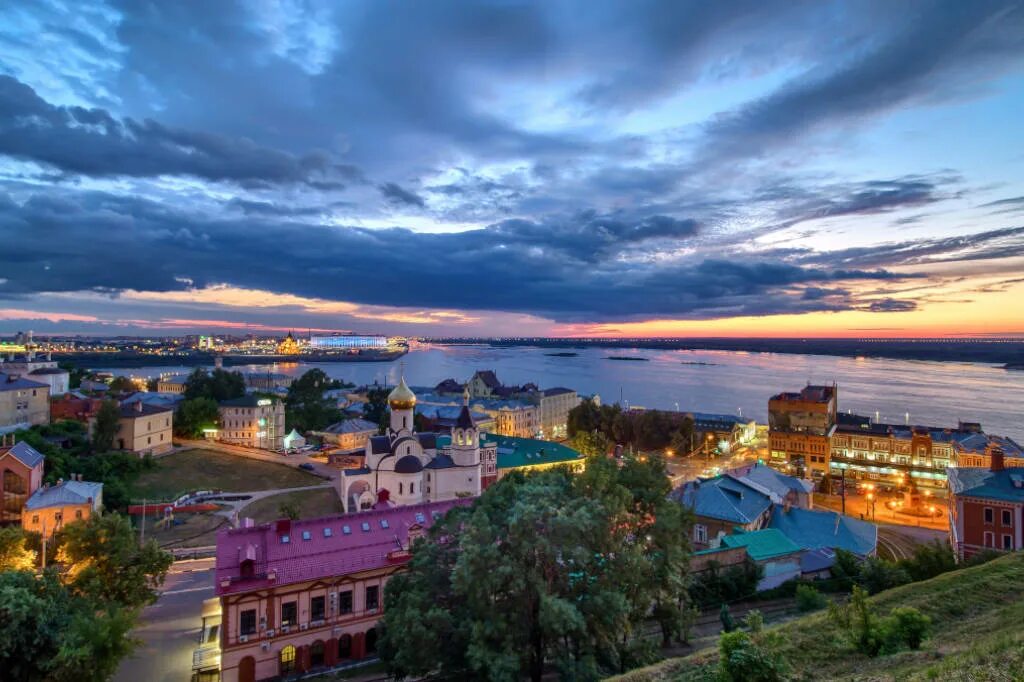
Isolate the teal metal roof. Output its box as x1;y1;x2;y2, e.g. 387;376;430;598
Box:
947;466;1024;503
490;435;583;470
721;529;802;561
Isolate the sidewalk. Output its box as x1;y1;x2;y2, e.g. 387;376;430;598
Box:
813;492;949;531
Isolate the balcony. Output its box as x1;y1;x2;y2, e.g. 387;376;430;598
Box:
191;645;221;672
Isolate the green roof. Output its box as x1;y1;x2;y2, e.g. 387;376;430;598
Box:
721;528;802;561
491;435;583;469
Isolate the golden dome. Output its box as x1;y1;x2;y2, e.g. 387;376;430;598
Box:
388;375;416;410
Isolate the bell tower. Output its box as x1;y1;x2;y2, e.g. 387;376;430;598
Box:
450;389;481;469
387;374;416;435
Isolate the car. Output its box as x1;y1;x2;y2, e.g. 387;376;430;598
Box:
298;463;316;471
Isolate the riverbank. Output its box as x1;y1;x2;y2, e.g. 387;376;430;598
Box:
51;349;407;369
431;337;1024;365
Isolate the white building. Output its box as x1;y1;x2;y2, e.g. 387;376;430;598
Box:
340;378;490;512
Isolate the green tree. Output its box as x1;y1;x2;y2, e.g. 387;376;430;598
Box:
107;376;136;394
278;502;300;520
897;540;956;582
183;368;245;401
56;513;172;609
363;387;390;433
795;584;828;612
566;398;601;438
58;361;87;390
720;603;736;633
880;606;931;653
92;399;121;452
669;416;695;455
717;629;787;682
285;369;343;432
571;430;610;457
0;525;37;571
380;456;690;681
146;376;160;392
175;397;220;438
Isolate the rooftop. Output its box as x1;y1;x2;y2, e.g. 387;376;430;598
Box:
0;373;48;392
770;384;835;404
25;480;103;510
738;463;814;502
0;441;45;469
321;418;379;434
215;499;470;595
768;504;877;557
671;475;772;525
947;466;1024;503
721;528;803;562
118;402;173;417
487;434;583;470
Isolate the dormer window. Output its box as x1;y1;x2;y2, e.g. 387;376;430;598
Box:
380;519;390;529
342;525;351;535
240;558;255;578
361;522;371;532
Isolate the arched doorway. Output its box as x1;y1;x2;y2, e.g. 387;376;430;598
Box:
279;645;297;676
238;656;256;682
310;640;325;668
365;628;377;654
338;633;352;660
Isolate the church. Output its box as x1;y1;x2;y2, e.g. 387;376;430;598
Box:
341;377;497;512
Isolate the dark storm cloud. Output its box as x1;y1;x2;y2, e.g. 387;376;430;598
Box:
0;75;342;187
0;189;911;322
379;183;426;208
862;299;918;313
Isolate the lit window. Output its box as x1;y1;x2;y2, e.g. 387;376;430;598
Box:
280;645;297;674
323;527;332;537
361;522;370;532
280;535;290;544
380;519;389;529
415;512;425;523
342;525;351;535
302;531;311;541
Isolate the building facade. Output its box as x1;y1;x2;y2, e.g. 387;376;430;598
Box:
213;500;466;682
536;387;578;441
947;449;1024;560
218;397;286;451
22;475;103;537
768;384;837;481
313;419;380;453
0;373;50;433
0;440;45;526
157;375;189;394
116;402;174;456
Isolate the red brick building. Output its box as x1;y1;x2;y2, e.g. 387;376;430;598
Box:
947;448;1024;561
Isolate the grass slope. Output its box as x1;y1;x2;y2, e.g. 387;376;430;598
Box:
131;448;323;501
611;552;1024;682
242;487;343;524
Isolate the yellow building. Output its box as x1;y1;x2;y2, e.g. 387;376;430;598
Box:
0;373;50;430
22;475;103;538
277;332;301;355
116;402;174;456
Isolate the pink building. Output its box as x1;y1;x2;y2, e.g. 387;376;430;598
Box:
0;440;45;526
214;498;469;682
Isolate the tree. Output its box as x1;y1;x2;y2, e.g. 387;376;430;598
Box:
0;525;37;571
669;416;695;456
285;369;343;432
57;513;172;609
363;387;390;433
183;368;245;401
380;456;691;681
92;399;121;452
897;540;956;582
145;377;160;392
571;430;610;457
278;502;300;520
107;376;136;394
175;397;220;438
717;628;787;682
720;603;736;633
58;361;88;390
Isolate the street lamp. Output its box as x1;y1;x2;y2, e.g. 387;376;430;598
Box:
866;492;876;521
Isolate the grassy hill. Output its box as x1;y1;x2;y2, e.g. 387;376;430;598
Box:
610;552;1024;681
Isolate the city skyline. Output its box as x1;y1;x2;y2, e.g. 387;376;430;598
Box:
2;2;1024;337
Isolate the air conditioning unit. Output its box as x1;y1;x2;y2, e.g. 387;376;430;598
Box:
239;635;249;643
281;626;290;634
299;623;308;631
260;642;271;651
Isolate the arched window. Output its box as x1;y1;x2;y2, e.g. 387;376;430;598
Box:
410;482;415;495
403;416;407;428
240;558;255;578
365;628;378;654
310;640;325;668
398;482;403;495
338;634;352;659
279;645;296;675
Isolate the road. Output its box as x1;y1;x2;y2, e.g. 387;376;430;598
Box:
116;558;216;682
665;445;761;487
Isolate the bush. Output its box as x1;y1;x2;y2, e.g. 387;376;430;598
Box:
717;630;787;682
897;540;956;581
720;603;736;633
858;556;911;595
879;606;931;654
795;584;828;612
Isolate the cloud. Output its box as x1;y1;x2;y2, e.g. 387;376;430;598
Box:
0;75;345;187
379;182;426;208
861;298;918;313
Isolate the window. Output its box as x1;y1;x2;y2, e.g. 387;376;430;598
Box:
311;596;326;621
694;524;707;544
366;586;379;611
339;590;353;614
398;482;403;495
410;482;415;494
415;512;425;523
147;436;152;445
32;515;39;524
1003;534;1014;550
240;609;257;636
380;519;389;529
75;509;83;519
361;522;370;532
280;534;290;544
323;527;332;537
342;525;351;535
338;634;352;659
984;531;995;548
281;601;297;627
302;531;311;541
1002;509;1012;526
279;645;296;674
984;507;994;524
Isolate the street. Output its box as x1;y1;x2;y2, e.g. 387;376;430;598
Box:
115;558;216;682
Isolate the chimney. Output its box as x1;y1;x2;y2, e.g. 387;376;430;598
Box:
990;446;1005;473
57;478;64;486
135;400;143;413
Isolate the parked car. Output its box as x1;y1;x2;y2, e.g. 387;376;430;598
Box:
298;463;316;471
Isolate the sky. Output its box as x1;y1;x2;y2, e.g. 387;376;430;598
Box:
1;0;1023;339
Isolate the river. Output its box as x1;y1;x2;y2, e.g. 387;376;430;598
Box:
102;343;1024;440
